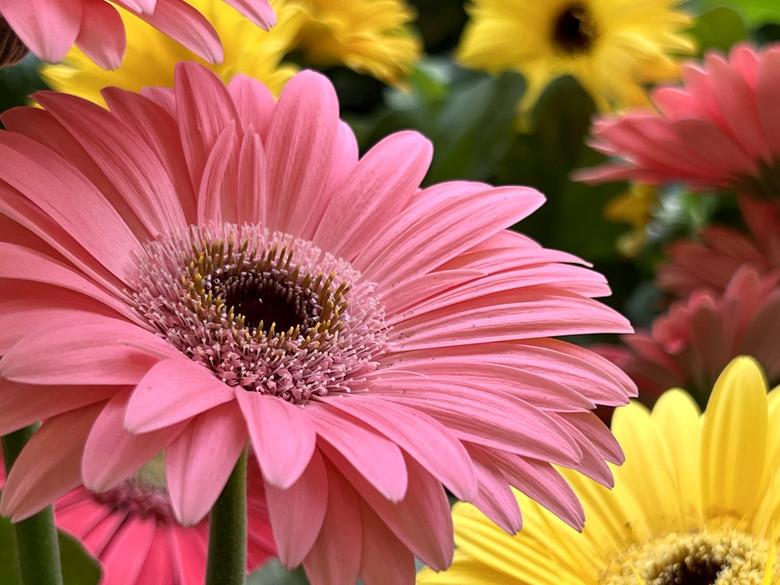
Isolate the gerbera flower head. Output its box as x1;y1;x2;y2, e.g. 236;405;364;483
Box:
0;456;275;584
580;43;780;199
456;0;694;113
42;0;303;107
0;0;275;70
291;0;421;85
419;356;780;585
659;197;780;298
0;63;634;584
603;267;780;405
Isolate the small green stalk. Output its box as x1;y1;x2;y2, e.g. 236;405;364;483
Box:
205;449;248;585
2;426;64;585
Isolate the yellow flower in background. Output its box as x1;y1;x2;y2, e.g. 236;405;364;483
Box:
419;357;780;585
293;0;421;85
457;0;695;113
42;0;303;105
605;184;658;257
42;0;421;106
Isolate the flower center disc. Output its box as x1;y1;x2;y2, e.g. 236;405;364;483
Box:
602;530;770;585
552;3;598;55
131;224;386;404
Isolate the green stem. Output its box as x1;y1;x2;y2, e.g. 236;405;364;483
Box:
2;426;64;585
206;449;248;585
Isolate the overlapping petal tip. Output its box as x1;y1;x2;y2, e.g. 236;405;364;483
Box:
0;0;278;69
0;63;635;583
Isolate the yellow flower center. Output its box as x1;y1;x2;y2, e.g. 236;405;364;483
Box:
602;530;770;585
551;2;598;55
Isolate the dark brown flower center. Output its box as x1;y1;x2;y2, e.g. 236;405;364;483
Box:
0;17;29;68
656;558;725;585
552;3;598;55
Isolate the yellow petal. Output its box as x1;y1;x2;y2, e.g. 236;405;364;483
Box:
701;356;769;519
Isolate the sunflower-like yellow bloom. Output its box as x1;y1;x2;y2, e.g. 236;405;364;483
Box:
457;0;695;113
42;0;303;105
419;356;780;585
292;0;421;84
42;0;420;106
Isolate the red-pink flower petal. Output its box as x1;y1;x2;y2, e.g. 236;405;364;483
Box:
75;0;126;70
0;0;81;63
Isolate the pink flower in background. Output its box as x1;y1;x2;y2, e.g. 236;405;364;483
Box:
577;44;780;198
0;0;275;69
659;197;780;298
602;268;780;405
0;459;276;584
0;63;634;584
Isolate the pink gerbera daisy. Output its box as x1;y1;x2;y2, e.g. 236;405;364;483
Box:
601;267;780;405
0;456;276;584
659;197;780;298
0;63;634;584
0;0;275;69
577;44;780;199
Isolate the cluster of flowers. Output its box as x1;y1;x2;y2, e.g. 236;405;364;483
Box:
0;0;779;584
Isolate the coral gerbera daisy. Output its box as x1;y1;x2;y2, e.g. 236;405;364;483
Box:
659;197;780;298
42;0;304;107
418;356;780;585
580;43;780;199
0;456;276;584
456;0;694;113
0;63;634;584
601;267;780;406
0;0;274;70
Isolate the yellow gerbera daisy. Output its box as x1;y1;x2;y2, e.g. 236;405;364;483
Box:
292;0;422;85
418;356;780;584
457;0;695;113
42;0;304;106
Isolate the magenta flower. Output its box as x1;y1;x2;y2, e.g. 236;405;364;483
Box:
659;197;780;298
0;456;275;584
602;267;780;404
577;44;780;198
0;63;634;584
0;0;275;69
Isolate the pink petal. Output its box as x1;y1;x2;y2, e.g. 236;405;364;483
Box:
303;467;362;585
125;358;236;433
757;49;780;157
82;389;186;492
235;130;268;224
167;402;247;525
0;380;115;436
0;131;143;280
265;71;339;236
0;402;103;521
314;131;433;260
227;75;276;139
0;316;174;385
99;517;157;585
196;124;236;224
102;88;197;223
309;405;408;502
223;0;275;29
465;446;522;533
134;531;179;585
75;0;126;70
264;449;328;567
134;0;222;64
35;91;187;238
168;526;208;585
174;62;238;191
0;0;81;63
358;501;415;585
237;392;316;489
322;396;477;501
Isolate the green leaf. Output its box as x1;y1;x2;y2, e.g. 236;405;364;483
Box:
689;7;747;53
0;519;100;585
59;532;101;585
247;560;309;585
698;0;780;27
